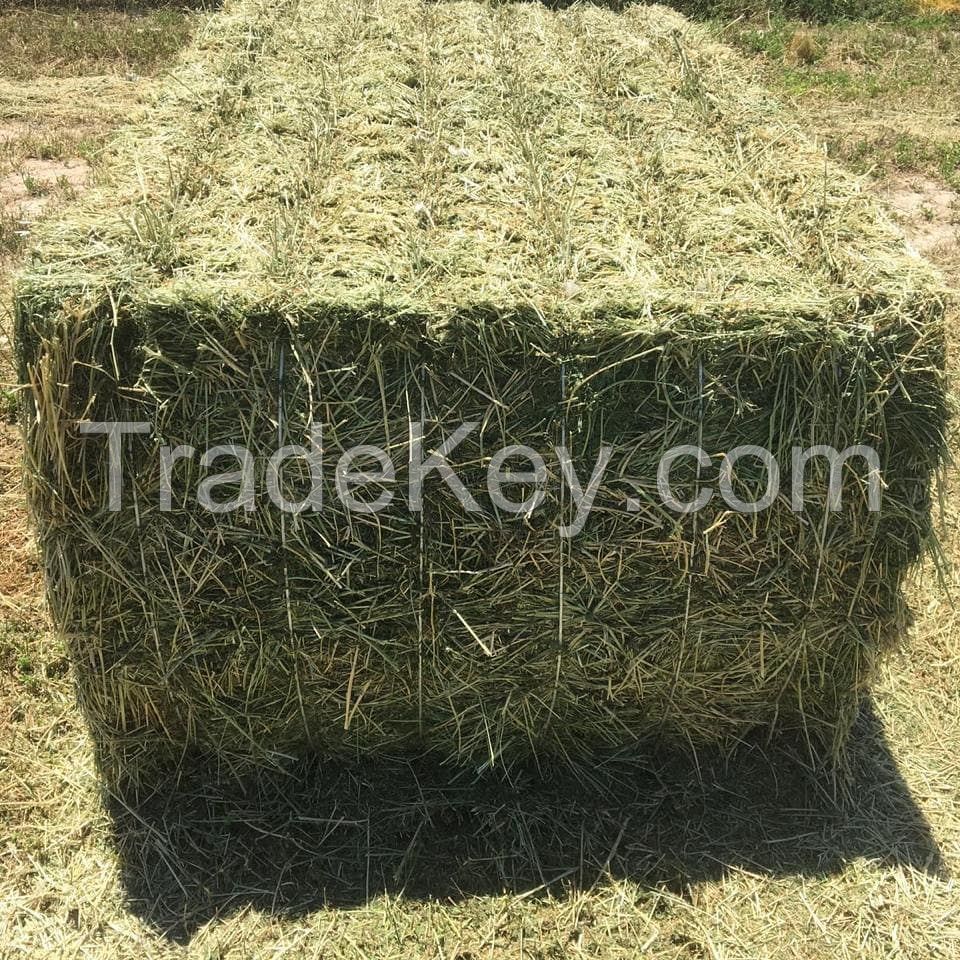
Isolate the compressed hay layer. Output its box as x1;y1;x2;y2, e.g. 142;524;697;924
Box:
15;0;946;790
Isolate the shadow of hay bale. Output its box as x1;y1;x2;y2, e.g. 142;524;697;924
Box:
106;700;943;944
0;1;223;11
474;0;915;24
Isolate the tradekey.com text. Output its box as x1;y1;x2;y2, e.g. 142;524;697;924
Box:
80;420;882;537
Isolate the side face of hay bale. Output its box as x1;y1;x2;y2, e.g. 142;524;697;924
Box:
15;0;946;790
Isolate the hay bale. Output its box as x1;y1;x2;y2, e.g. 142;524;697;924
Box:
15;0;946;791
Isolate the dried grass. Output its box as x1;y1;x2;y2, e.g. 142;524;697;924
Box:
12;0;949;794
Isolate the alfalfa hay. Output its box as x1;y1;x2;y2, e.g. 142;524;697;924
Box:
14;0;947;792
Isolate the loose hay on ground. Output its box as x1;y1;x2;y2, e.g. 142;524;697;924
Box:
13;0;948;793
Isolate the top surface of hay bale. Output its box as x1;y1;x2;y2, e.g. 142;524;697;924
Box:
17;0;940;332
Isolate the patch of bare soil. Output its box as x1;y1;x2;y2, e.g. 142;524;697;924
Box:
0;157;89;222
883;173;959;258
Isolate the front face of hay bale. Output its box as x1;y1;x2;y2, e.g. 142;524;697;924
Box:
15;0;946;791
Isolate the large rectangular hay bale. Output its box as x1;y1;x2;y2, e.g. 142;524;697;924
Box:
15;0;946;791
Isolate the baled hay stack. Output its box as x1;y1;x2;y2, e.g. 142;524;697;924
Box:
15;0;946;792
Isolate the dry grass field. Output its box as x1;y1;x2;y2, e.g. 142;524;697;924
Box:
0;2;958;957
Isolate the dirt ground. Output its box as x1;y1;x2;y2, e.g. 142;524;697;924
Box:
884;174;959;255
1;157;90;221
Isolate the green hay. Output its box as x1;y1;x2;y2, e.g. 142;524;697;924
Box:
14;0;947;793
